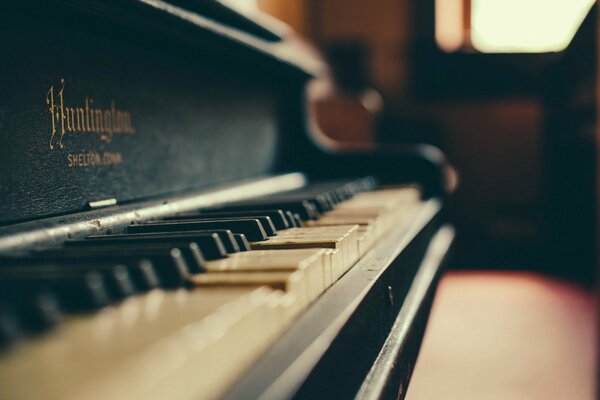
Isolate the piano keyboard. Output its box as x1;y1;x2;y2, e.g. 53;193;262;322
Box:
0;178;424;400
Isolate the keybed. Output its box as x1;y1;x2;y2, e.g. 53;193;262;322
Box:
0;177;426;400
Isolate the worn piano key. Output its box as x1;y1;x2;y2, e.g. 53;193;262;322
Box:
190;209;290;230
0;272;111;312
37;247;190;288
200;249;328;301
130;219;269;241
78;231;228;260
162;215;278;236
0;287;292;400
249;225;360;280
190;270;309;313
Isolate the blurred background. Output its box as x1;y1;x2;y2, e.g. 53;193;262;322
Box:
224;1;598;398
225;0;597;283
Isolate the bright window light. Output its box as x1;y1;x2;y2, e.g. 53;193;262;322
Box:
471;0;594;53
435;0;466;52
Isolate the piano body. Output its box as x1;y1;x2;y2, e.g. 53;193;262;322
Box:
0;1;453;399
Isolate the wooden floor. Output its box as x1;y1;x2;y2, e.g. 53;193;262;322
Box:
406;271;597;400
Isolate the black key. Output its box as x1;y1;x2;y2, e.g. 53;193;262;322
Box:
0;263;136;301
129;260;161;291
130;219;268;241
66;240;205;273
285;211;299;227
262;194;332;213
77;232;228;260
0;255;159;293
233;234;251;251
161;216;277;236
293;214;304;227
180;210;289;230
0;291;62;333
170;229;240;254
36;247;190;288
0;305;20;349
0;271;111;312
83;264;135;300
217;201;318;220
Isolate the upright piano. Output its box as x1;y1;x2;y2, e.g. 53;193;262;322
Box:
0;1;454;399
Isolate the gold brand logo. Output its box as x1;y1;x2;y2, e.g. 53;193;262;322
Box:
46;78;136;150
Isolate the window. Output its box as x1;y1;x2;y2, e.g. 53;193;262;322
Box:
436;0;595;53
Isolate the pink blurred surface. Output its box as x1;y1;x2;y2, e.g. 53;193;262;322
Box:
406;271;597;400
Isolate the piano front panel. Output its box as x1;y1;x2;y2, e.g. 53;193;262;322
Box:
0;2;308;224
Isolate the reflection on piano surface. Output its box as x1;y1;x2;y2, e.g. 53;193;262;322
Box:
0;1;453;399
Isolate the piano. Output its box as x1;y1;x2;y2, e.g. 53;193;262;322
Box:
0;1;454;399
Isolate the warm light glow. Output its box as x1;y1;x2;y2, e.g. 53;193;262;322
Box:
435;0;465;52
471;0;594;53
220;0;258;13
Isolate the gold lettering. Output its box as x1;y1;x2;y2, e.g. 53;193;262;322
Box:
94;109;103;132
57;78;66;149
102;110;112;142
85;98;91;132
75;107;85;131
65;107;75;132
46;79;136;150
46;85;56;149
89;98;95;131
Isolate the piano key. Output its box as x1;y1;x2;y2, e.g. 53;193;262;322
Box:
285;211;299;227
129;219;269;241
259;193;333;212
0;305;20;349
189;209;290;230
249;225;360;280
216;200;319;220
200;249;328;301
128;260;161;291
78;231;228;260
65;241;205;274
190;270;310;312
0;272;111;312
0;263;136;301
292;213;304;227
162;215;278;236
0;287;293;400
36;247;190;288
0;255;160;293
233;234;251;251
180;229;240;253
0;291;63;333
